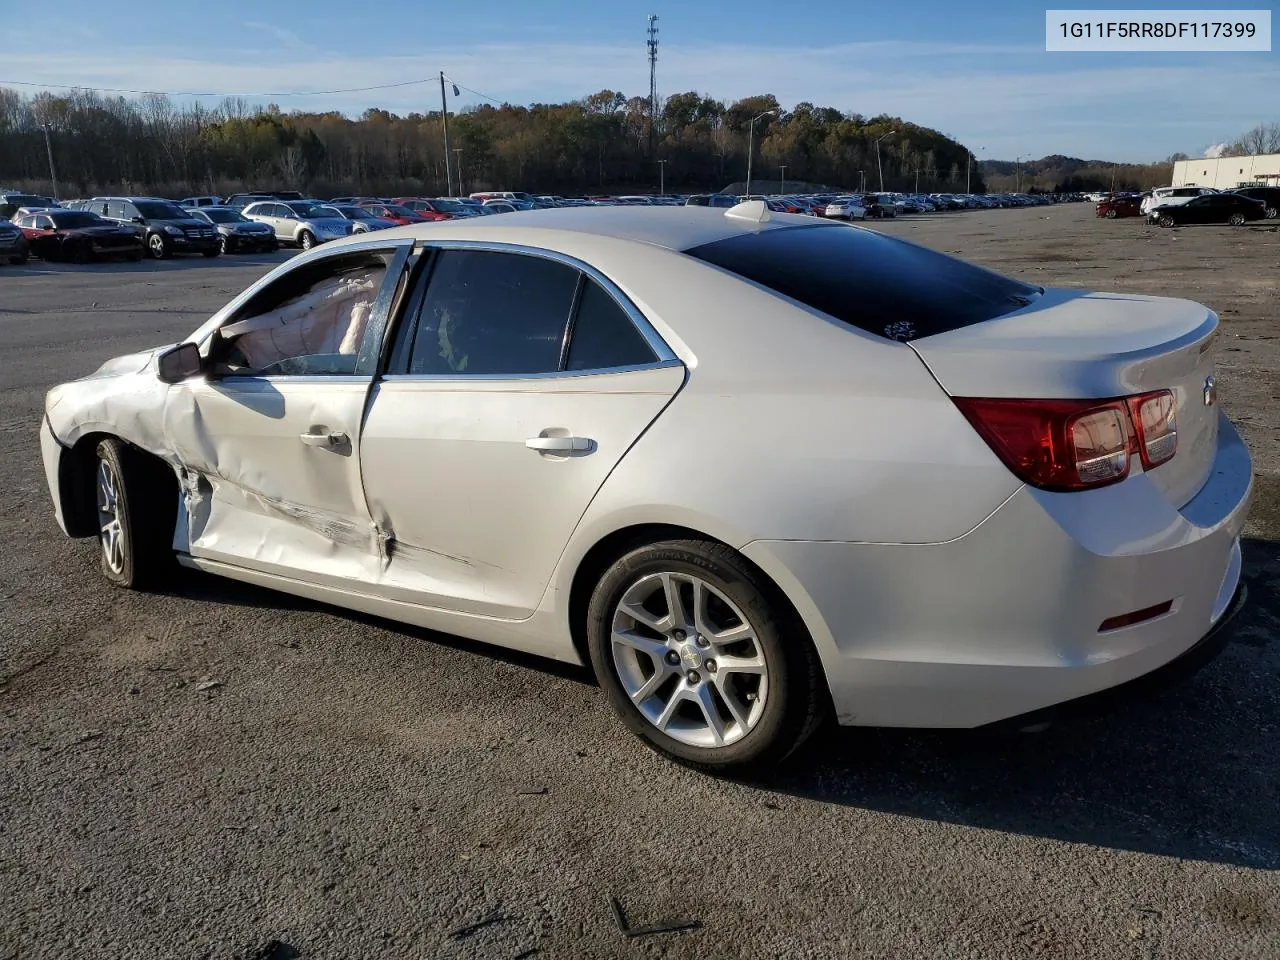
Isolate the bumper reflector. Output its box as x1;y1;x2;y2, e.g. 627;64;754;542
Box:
1099;600;1173;632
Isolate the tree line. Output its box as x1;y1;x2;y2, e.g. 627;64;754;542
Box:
0;85;985;199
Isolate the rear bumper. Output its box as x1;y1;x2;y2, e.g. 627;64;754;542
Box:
742;412;1253;728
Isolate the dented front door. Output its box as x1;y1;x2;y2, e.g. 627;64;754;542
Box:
166;376;379;582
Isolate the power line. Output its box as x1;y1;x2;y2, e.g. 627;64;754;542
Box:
0;76;436;98
445;79;507;107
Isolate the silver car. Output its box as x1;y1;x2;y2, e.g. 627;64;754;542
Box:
317;204;398;234
241;200;354;250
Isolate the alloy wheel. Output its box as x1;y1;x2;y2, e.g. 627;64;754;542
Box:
610;571;768;748
148;233;166;258
96;459;125;574
1228;213;1245;226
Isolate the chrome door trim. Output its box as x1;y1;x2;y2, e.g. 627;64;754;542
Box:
379;358;685;383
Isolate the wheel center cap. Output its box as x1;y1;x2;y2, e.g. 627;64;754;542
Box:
678;643;704;670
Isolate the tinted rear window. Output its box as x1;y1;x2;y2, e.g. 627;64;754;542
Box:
682;224;1041;341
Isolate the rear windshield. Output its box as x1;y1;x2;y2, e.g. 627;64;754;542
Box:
682;224;1042;342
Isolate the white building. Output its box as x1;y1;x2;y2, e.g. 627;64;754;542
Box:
1172;153;1280;189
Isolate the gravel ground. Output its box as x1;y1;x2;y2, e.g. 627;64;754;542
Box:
1;205;1277;960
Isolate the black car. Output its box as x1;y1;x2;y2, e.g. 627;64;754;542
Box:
13;209;144;262
0;219;30;264
84;197;221;259
1150;193;1268;227
1230;186;1280;220
188;206;279;253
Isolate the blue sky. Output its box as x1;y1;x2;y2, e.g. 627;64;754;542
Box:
4;0;1276;162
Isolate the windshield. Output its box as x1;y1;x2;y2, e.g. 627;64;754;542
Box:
431;199;464;212
135;201;189;219
285;202;330;218
200;209;247;223
377;205;415;217
49;212;104;228
683;224;1042;342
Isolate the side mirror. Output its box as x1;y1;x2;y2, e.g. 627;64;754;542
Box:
156;343;203;383
132;216;146;224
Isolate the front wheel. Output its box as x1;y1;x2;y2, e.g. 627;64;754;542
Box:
1265;206;1277;220
147;233;170;259
298;230;316;251
586;540;827;771
1227;213;1246;226
1104;209;1117;219
1157;214;1176;228
94;439;176;589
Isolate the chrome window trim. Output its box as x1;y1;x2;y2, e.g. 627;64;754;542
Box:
414;239;677;364
379;357;684;383
215;374;371;385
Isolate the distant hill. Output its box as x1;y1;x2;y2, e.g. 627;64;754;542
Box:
980;155;1173;192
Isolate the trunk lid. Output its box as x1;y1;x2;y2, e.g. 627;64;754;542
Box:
911;288;1220;508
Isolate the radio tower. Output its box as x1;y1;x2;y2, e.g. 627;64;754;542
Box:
647;15;659;156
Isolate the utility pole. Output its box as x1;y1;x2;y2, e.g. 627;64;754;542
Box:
966;145;985;194
779;164;787;193
453;148;463;193
440;72;454;196
858;169;865;193
41;123;59;200
745;109;777;199
657;159;666;194
875;130;896;193
647;15;660;157
1016;155;1024;192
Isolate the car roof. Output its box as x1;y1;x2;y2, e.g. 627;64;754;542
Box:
322;205;836;253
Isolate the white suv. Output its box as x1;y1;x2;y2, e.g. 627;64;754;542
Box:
1141;186;1217;216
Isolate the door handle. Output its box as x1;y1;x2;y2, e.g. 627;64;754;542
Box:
525;436;592;453
300;431;348;448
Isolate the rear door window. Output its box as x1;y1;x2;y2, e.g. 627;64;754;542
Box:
565;280;657;371
683;224;1042;342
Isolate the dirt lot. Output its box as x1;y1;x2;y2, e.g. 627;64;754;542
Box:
1;204;1277;959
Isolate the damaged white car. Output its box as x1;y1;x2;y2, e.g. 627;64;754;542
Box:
40;204;1252;770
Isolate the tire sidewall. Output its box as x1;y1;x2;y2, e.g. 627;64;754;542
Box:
96;440;137;586
299;230;315;250
585;543;812;769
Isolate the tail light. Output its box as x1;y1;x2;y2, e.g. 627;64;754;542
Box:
953;390;1177;492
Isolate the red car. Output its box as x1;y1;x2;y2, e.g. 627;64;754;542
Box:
356;202;432;225
384;198;455;222
1095;194;1143;218
14;209;144;262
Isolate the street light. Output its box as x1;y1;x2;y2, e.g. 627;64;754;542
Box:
779;164;787;194
875;130;896;193
1015;154;1026;193
657;158;667;195
966;145;985;194
744;109;778;199
858;169;865;193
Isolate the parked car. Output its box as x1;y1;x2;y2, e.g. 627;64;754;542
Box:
180;196;223;208
481;201;517;214
13;208;144;262
83;197;220;259
1230;186;1280;220
355;202;431;226
859;194;897;218
392;197;471;219
1095;194;1143;218
824;197;867;220
187;207;279;254
36;205;1251;771
0;219;30;263
319;204;398;233
1;192;57;219
1140;186;1216;216
223;194;274;210
241;200;355;249
1150;193;1267;227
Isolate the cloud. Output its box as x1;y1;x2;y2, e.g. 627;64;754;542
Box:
242;21;307;49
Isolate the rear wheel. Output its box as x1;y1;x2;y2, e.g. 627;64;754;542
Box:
1265;206;1277;220
1104;209;1118;219
94;439;177;589
1227;213;1246;226
586;540;827;771
298;230;316;251
147;233;170;259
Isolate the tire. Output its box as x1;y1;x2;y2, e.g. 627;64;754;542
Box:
1157;214;1176;228
69;241;91;264
94;439;177;590
219;235;229;255
268;238;280;252
586;540;828;772
202;247;221;258
298;229;316;251
1265;206;1277;220
1227;213;1246;226
9;254;27;265
1104;209;1117;219
147;232;170;259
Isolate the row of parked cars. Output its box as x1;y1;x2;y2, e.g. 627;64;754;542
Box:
1094;184;1279;226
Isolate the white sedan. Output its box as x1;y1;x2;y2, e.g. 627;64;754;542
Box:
39;202;1252;770
824;197;867;220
